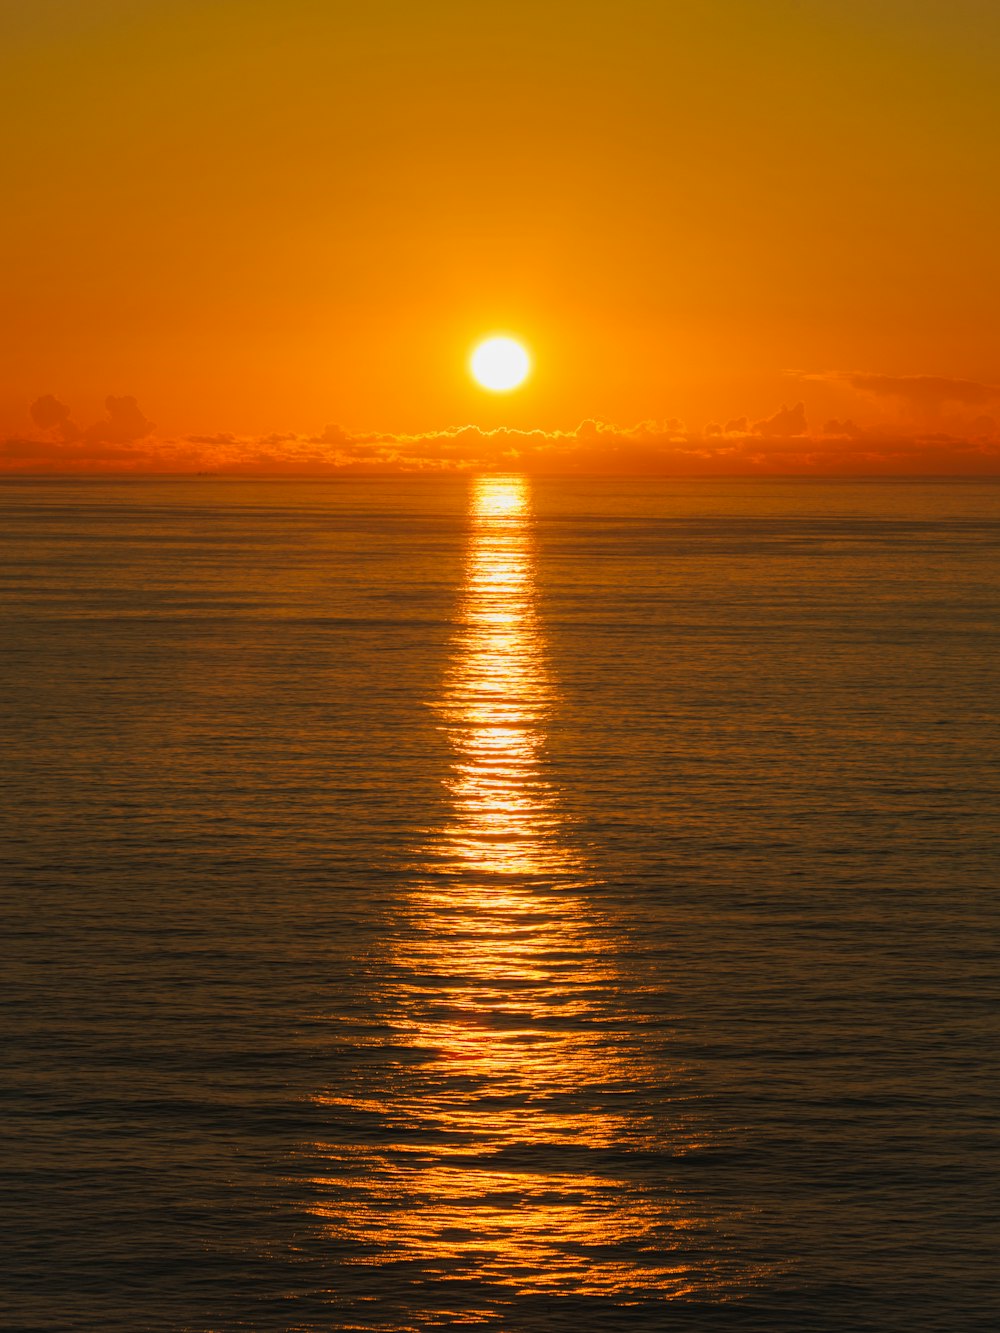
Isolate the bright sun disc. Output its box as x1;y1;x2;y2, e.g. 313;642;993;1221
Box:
470;336;531;392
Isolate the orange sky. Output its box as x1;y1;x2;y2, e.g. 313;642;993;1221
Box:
2;1;999;473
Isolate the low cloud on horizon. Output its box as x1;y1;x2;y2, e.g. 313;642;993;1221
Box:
3;383;1000;478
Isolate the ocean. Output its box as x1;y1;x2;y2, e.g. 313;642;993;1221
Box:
2;475;998;1331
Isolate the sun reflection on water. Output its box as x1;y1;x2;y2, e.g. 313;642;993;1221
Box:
307;476;750;1319
434;475;586;880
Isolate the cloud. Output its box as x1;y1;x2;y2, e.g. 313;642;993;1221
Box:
848;373;1000;407
823;418;865;438
30;394;80;441
187;432;238;446
4;394;158;472
806;371;1000;412
752;402;807;436
83;395;154;445
4;397;1000;477
970;415;997;439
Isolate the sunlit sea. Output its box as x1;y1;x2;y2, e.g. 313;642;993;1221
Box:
2;476;998;1332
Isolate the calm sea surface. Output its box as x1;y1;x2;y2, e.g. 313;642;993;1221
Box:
2;476;998;1332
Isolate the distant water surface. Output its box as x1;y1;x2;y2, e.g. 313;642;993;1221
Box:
2;476;998;1331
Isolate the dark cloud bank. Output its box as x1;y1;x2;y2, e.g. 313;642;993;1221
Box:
4;389;1000;477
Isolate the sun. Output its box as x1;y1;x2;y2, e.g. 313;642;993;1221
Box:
470;336;531;392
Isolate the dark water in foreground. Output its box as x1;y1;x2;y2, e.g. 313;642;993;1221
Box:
2;476;998;1332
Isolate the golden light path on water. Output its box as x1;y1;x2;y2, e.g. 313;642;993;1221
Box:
307;476;752;1320
436;475;583;880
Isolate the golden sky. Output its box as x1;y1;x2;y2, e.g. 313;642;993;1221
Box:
2;1;999;472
